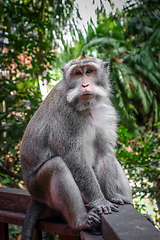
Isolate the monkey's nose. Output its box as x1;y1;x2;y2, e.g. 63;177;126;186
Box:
82;82;89;87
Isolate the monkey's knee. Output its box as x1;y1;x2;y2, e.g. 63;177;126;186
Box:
27;157;70;202
49;158;81;202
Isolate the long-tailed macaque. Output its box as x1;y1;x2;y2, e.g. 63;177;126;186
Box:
20;53;133;239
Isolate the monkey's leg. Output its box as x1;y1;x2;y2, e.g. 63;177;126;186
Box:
28;157;101;231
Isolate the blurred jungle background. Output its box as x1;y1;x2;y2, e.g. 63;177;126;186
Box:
0;0;160;239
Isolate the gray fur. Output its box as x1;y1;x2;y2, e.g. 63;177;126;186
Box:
20;56;132;239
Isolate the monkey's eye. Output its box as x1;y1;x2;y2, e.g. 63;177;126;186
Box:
86;68;92;74
75;70;82;75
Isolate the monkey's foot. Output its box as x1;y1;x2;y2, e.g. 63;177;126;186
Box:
76;210;101;231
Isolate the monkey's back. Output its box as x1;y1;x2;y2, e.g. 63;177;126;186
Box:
20;80;80;184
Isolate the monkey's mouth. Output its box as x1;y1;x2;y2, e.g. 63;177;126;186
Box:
78;93;95;101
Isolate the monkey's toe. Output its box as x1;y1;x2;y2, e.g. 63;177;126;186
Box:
88;211;101;223
76;210;101;231
87;210;101;230
110;204;119;212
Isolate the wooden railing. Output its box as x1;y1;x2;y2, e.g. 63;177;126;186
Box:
0;187;160;240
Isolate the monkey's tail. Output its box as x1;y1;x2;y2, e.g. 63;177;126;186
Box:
21;199;45;240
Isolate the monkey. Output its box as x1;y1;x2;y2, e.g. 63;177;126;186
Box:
20;53;133;239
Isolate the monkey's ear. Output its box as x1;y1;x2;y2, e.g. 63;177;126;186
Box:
104;62;109;68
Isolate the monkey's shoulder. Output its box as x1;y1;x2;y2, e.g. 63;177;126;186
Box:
41;80;66;109
31;81;68;119
23;80;79;138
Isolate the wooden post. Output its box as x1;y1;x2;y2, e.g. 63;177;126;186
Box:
59;235;80;240
1;188;160;240
0;222;9;240
80;231;104;240
34;229;42;240
101;204;160;240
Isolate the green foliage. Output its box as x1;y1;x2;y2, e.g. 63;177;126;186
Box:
61;1;160;135
0;0;159;232
117;124;160;227
42;232;58;240
9;225;22;240
0;0;74;187
117;125;160;192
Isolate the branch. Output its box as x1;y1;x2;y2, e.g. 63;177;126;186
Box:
0;166;23;180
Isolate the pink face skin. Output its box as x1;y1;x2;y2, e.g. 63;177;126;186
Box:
70;64;97;101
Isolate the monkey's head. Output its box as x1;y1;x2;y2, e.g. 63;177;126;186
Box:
62;53;111;111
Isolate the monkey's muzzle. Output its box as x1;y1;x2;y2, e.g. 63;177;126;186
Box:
79;93;95;101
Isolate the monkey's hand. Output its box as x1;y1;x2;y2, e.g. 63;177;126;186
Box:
91;199;119;215
109;194;133;205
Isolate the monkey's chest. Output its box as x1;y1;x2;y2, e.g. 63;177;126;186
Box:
89;105;109;126
82;124;97;167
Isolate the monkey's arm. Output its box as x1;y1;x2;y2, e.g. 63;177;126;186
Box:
94;106;133;205
64;150;118;214
95;150;133;205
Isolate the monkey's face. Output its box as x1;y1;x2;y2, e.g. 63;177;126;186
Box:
62;56;110;112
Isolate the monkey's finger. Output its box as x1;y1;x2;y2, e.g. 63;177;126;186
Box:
113;204;118;208
97;206;103;215
90;222;96;228
91;220;100;229
110;205;119;212
88;210;101;222
91;208;99;214
89;213;101;223
118;199;124;205
88;214;101;222
106;206;112;214
88;219;100;229
90;222;99;229
86;220;92;229
102;206;110;214
90;212;101;219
